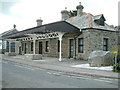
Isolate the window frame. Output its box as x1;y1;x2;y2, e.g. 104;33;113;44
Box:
45;41;49;52
103;38;108;51
78;38;84;53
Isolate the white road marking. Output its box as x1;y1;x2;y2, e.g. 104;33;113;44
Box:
52;73;61;76
48;72;114;83
47;72;52;74
14;65;34;70
48;72;91;80
99;78;118;81
74;76;91;80
93;79;112;83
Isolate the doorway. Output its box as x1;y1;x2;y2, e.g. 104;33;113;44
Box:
19;46;22;55
69;39;74;58
25;43;27;54
39;42;42;54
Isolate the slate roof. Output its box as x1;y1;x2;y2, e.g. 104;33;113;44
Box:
2;21;80;39
1;12;117;39
0;28;18;39
66;13;116;31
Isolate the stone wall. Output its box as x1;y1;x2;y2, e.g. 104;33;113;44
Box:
36;37;70;58
20;29;117;60
15;41;21;54
21;34;76;58
76;29;117;60
22;41;31;54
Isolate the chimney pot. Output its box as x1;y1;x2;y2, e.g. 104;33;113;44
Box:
76;2;84;16
61;7;69;20
36;18;43;26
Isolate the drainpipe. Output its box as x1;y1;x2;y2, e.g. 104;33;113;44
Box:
9;41;11;53
74;37;76;59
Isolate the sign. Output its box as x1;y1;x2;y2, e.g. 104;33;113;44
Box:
113;51;118;54
16;39;23;42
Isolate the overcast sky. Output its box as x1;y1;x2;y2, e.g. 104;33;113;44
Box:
0;0;119;34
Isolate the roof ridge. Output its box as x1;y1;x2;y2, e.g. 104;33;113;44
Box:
105;23;116;30
83;12;93;16
94;14;103;16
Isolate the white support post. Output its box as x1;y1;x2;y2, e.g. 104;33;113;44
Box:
59;37;62;61
58;32;64;62
33;39;36;54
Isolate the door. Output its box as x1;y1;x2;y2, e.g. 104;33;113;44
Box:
25;43;27;54
19;46;22;55
39;42;42;54
69;39;74;58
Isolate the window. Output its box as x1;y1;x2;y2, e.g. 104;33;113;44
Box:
103;38;108;51
31;42;33;51
58;40;60;52
78;38;84;53
45;41;49;52
6;41;9;52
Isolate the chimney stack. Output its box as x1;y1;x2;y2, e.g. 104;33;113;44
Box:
36;17;43;26
61;7;69;20
13;24;16;29
76;2;84;16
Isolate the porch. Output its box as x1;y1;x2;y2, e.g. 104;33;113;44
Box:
2;21;81;61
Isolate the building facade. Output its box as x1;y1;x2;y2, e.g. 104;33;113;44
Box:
1;3;118;60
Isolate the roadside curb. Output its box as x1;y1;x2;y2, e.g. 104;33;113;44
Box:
2;58;119;79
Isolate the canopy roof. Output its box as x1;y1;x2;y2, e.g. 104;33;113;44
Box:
2;21;80;39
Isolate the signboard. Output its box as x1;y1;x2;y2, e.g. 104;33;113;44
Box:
16;39;23;42
113;51;118;54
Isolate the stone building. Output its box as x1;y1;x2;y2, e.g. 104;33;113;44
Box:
1;3;118;61
0;24;18;54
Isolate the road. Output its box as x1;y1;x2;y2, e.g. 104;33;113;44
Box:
1;60;119;88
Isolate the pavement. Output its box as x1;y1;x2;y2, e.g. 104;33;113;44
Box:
1;54;119;79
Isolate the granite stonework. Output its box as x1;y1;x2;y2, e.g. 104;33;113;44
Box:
2;3;118;62
15;41;21;55
24;54;42;60
5;52;16;56
20;29;117;60
88;51;112;66
75;29;118;60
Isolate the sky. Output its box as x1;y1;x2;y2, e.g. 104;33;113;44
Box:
0;0;119;34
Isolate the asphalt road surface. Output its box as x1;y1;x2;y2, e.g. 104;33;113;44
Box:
1;60;119;88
